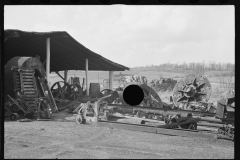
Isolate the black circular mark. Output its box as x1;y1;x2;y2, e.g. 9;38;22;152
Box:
40;0;51;4
123;84;144;106
158;0;169;4
129;0;140;4
188;0;199;4
69;0;81;4
99;0;110;4
10;0;21;4
218;0;229;4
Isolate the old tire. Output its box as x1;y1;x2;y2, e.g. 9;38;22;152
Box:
75;114;82;124
10;113;19;121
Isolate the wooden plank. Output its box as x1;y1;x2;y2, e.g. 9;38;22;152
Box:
22;76;33;78
24;91;36;94
24;88;35;91
96;121;217;139
24;95;37;98
23;84;35;88
22;79;34;82
23;82;34;84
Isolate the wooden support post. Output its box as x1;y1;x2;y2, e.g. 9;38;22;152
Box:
86;59;89;96
64;70;68;83
109;71;113;90
46;38;50;84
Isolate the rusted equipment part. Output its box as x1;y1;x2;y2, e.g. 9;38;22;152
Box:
101;89;113;96
215;94;234;126
164;113;199;129
9;113;20;121
51;81;72;100
4;56;58;113
139;84;163;108
38;78;58;113
75;91;119;124
172;74;212;109
5;95;35;120
12;68;39;111
5;57;46;102
36;97;52;119
69;84;82;100
113;84;164;108
100;89;115;103
68;76;81;86
217;124;234;141
177;101;215;113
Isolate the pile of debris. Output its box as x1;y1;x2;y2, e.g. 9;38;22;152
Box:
149;78;177;92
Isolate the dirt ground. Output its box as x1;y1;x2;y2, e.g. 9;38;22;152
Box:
4;111;234;159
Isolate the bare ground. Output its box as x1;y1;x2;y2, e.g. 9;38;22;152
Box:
4;112;234;159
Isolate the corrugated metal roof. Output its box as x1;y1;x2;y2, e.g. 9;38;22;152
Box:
4;29;129;71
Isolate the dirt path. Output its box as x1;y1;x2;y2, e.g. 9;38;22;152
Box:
4;118;234;159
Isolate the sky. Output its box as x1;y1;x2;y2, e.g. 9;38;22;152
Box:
4;5;235;68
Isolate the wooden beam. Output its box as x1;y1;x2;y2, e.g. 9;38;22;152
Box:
108;104;216;117
55;71;64;81
109;71;113;90
86;59;89;96
64;70;68;83
46;38;50;84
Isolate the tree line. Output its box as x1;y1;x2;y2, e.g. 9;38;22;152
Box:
132;61;235;71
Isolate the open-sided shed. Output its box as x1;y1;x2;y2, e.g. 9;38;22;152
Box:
4;29;130;94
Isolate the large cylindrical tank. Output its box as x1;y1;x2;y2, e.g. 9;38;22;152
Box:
4;57;46;102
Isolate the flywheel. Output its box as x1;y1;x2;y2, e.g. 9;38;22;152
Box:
172;74;212;108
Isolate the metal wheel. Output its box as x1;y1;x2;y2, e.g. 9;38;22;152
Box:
10;113;19;121
51;81;72;100
172;74;212;108
75;114;83;124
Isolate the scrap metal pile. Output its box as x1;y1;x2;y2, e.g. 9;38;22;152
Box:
149;78;177;92
4;58;234;140
113;74;216;112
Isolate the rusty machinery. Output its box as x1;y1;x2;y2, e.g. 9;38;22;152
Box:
4;57;58;120
75;91;119;124
172;74;215;113
215;94;235;140
74;74;234;140
77;83;200;130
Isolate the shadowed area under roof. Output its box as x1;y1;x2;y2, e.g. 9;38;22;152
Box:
4;29;129;72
